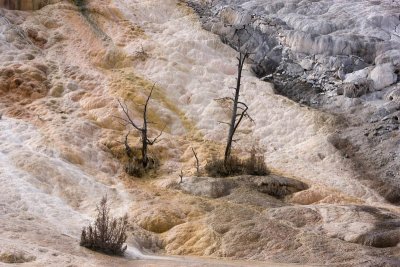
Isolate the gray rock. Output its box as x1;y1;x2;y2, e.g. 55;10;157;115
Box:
344;67;371;83
253;175;308;198
284;62;304;77
369;63;397;91
343;78;373;98
66;81;78;91
300;58;314;71
49;83;64;97
0;0;54;10
386;87;400;102
179;177;237;198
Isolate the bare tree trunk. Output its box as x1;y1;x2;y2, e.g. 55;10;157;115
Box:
141;87;150;168
224;52;248;164
141;129;148;168
191;147;200;176
116;84;163;171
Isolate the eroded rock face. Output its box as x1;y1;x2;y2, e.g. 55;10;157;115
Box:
370;63;398;90
1;0;400;266
188;0;400;96
179;176;237;198
0;0;50;10
178;175;308;199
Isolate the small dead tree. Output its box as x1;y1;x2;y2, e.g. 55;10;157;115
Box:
179;169;184;184
117;84;164;168
191;147;200;176
80;196;128;255
220;50;253;165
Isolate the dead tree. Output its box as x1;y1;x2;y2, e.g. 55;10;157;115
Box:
179;170;184;184
220;50;253;164
117;85;163;168
191;147;200;176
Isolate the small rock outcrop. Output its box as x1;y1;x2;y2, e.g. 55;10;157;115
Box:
187;0;400;99
0;0;51;10
179;175;308;199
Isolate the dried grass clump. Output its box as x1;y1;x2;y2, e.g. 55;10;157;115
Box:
205;155;243;177
125;156;159;178
206;150;270;177
80;196;128;255
0;251;35;264
243;153;269;176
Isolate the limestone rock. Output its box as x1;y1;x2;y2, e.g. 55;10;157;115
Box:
0;250;36;263
300;58;314;71
284;62;304;77
133;205;186;234
386;87;400;102
253;175;308;198
179;177;236;198
344;67;371;83
369;63;397;90
342;78;373;98
0;0;51;10
49;83;64;97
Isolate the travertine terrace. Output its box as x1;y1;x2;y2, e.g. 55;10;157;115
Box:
0;0;399;266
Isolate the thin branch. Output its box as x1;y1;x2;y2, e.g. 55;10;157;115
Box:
179;170;184;184
123;132;133;158
214;97;234;102
191;147;200;176
244;112;255;123
233;106;248;135
117;99;142;131
143;84;156;122
217;121;231;126
147;124;165;145
112;115;130;125
237;101;249;109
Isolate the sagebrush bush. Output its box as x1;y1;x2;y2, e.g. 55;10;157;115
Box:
205;151;269;177
205;155;243;177
80;196;128;255
125;156;159;178
125;160;144;178
243;153;269;176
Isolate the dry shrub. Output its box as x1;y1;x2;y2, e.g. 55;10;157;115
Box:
125;159;144;178
80;196;128;255
206;150;269;177
125;156;159;178
242;153;269;176
205;155;243;177
0;252;35;264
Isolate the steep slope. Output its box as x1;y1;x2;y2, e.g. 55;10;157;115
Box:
0;0;399;266
187;0;400;203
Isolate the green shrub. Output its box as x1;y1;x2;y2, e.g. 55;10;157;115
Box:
80;196;128;255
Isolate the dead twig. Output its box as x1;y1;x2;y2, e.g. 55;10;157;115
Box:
191;147;200;176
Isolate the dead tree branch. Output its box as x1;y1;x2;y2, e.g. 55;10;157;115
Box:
179;170;184;184
115;84;163;168
223;49;251;164
191;147;200;176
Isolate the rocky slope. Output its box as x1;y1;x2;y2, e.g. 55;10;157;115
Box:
0;0;399;266
187;0;400;204
0;0;51;10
